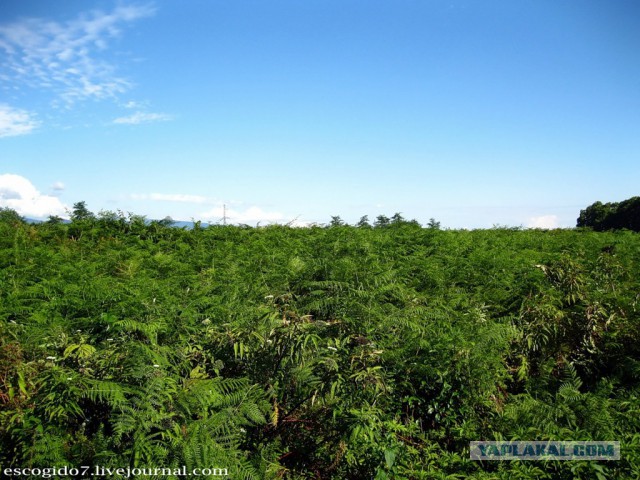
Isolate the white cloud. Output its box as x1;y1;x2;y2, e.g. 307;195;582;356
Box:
0;104;39;137
113;111;172;125
51;181;65;191
527;215;559;229
0;174;67;218
200;205;288;225
0;4;154;104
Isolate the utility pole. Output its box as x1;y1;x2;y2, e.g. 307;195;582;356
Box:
222;204;227;226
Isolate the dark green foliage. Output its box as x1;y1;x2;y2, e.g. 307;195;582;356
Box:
1;209;639;478
578;196;640;231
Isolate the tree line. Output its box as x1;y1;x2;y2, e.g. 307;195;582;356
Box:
577;196;640;232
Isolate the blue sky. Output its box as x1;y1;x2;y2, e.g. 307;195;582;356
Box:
1;0;639;227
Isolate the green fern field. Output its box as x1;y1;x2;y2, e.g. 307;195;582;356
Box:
1;209;639;479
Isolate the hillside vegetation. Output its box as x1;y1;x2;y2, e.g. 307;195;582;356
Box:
1;207;639;479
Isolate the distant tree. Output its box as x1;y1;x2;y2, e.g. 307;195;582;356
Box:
427;218;441;230
70;201;95;222
158;216;175;227
577;197;640;231
329;215;345;227
391;212;405;225
385;212;422;228
356;215;371;228
374;214;390;228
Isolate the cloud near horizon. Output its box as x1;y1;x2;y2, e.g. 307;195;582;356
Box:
0;174;67;218
129;192;301;225
200;205;289;225
527;214;560;229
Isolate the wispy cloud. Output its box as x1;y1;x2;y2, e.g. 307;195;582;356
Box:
113;111;172;125
0;104;39;137
0;4;155;104
0;174;67;218
122;100;145;109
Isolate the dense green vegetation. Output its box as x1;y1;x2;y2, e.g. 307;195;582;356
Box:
577;196;640;232
1;206;639;479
